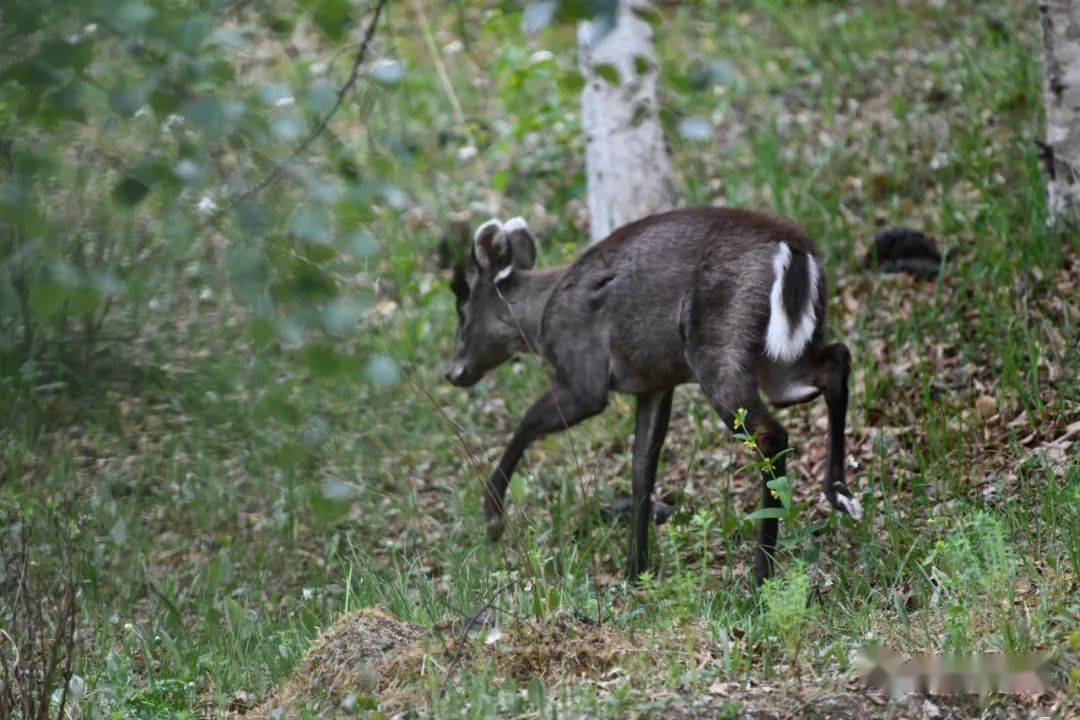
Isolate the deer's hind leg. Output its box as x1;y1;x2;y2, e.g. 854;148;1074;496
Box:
686;339;789;584
682;253;802;583
701;377;789;585
810;342;858;518
758;342;859;520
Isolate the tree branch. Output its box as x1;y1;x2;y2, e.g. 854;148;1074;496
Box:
208;0;390;224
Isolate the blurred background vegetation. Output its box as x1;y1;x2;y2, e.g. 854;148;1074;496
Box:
1;0;1077;717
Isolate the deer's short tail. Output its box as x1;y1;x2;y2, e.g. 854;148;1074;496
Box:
764;242;820;363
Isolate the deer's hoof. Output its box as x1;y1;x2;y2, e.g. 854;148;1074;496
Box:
828;484;863;521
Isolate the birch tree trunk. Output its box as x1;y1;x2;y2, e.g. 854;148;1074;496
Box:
1040;1;1080;225
578;1;677;245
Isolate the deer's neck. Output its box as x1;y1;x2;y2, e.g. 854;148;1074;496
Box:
511;266;566;354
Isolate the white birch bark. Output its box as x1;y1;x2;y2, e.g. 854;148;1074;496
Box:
1040;1;1080;224
578;1;677;244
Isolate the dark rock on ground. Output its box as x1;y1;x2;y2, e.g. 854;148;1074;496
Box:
867;228;942;278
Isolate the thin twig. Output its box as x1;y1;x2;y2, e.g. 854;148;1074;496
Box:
51;559;77;720
438;581;515;699
0;630;18;674
399;362;534;555
366;307;535;561
208;0;390;224
408;0;470;140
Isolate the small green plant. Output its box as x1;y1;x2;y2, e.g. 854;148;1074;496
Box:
761;562;816;676
733;407;822;559
926;511;1016;651
634;570;709;627
733;408;792;521
1056;465;1080;577
717;700;745;719
934;511;1014;597
689;507;719;573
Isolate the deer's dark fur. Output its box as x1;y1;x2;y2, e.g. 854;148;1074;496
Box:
446;208;859;585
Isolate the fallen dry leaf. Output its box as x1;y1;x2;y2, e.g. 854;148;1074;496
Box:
974;394;997;418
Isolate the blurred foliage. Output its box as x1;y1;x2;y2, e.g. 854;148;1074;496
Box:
0;0;617;407
0;0;396;393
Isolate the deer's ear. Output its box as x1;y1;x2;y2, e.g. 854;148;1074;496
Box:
474;216;535;282
503;217;536;273
473;218;516;281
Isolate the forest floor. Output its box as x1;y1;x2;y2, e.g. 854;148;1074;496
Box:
2;1;1078;718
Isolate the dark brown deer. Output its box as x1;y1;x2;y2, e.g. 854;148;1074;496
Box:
445;208;860;585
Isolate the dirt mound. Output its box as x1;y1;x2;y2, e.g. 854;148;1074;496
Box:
249;609;666;717
467;613;644;682
248;608;1075;719
250;608;422;718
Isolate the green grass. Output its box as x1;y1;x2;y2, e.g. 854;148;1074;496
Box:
2;0;1078;717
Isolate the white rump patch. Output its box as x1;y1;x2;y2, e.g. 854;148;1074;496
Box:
764;242;819;363
503;216;528;232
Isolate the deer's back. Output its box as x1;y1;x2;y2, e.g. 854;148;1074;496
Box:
539;208;821;394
